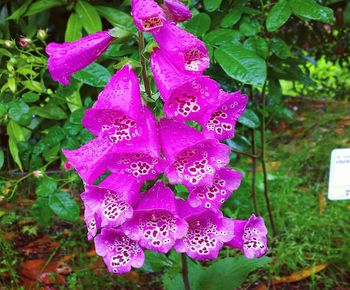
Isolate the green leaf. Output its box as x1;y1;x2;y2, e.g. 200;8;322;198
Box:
344;2;350;25
8;137;22;171
204;0;223;12
22;92;40;103
8;101;31;126
244;36;269;59
204;29;240;46
220;0;247;27
239;16;260;36
198;256;271;290
31;104;67;120
0;149;4;169
270;37;293;59
215;44;267;86
32;197;54;225
288;0;334;23
184;13;211;37
73;63;111;87
49;191;80;222
76;0;102;34
22;80;42;92
65;13;83;42
143;251;173;272
238;109;260;128
7;120;31;142
36;179;58;197
7;0;32;21
24;0;63;16
266;0;292;32
96;6;134;31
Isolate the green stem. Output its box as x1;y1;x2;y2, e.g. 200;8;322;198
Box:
181;253;191;290
249;86;259;215
137;32;152;100
231;148;258;159
260;82;277;236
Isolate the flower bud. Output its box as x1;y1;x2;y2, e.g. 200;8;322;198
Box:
19;37;31;47
4;40;14;48
32;170;43;177
37;29;47;40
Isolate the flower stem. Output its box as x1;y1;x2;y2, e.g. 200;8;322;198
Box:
137;31;152;100
181;253;191;290
249;86;259;215
260;82;277;237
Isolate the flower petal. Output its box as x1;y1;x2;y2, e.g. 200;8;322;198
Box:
188;168;243;211
162;0;192;23
94;228;144;274
150;48;218;121
131;0;166;32
153;22;209;73
200;90;248;141
46;31;114;85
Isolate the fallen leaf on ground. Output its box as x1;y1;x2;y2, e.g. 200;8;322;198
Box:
318;194;326;214
19;236;58;256
272;264;329;284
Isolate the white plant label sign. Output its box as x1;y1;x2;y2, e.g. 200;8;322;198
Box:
328;148;350;200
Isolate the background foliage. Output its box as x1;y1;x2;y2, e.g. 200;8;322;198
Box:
0;0;349;289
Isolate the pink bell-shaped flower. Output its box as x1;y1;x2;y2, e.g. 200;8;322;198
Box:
81;173;142;238
150;48;218;122
226;214;268;259
161;0;192;23
46;31;114;85
159;119;230;188
188;168;243;211
94;228;145;274
62;66;162;184
174;199;234;260
122;181;188;253
152;22;209;73
199;90;248;141
131;0;166;32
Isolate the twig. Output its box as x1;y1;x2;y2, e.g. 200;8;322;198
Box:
260;82;277;236
231;148;258;159
138;31;152;100
181;253;191;290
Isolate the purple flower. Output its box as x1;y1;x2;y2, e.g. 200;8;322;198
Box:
174;199;234;260
199;90;248;141
62;66;162;184
161;0;192;23
94;228;144;274
152;22;209;73
150;48;218;122
226;214;268;259
131;0;166;32
81;173;142;239
122;181;188;253
46;31;114;85
159;119;230;188
188;168;243;211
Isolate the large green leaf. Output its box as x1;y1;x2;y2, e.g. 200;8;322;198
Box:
184;13;211;37
204;0;223;12
238;109;261;128
73;63;111;87
244;36;269;59
65;13;83;42
76;0;102;34
266;0;292;32
288;0;333;23
143;251;173;272
215;44;267;86
49;191;80;222
32;197;54;225
7;0;32;21
198;256;271;290
36;178;58;197
24;0;63;16
22;92;40;103
270;37;293;59
204;29;240;46
96;6;134;31
7;120;31;142
31;103;67;120
239;16;260;36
